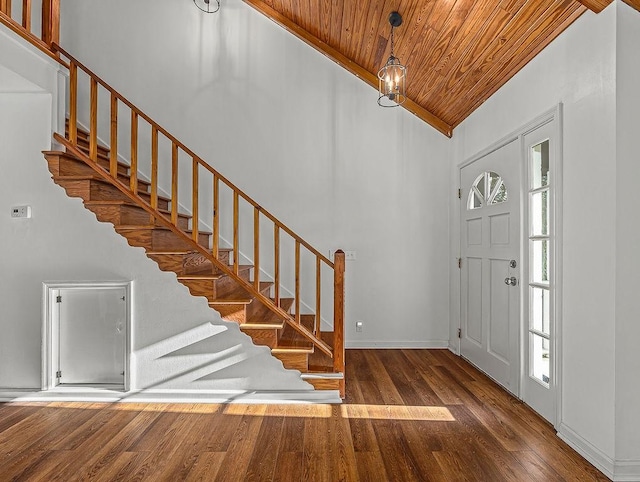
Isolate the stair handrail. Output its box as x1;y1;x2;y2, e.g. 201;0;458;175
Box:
0;0;61;65
51;43;345;386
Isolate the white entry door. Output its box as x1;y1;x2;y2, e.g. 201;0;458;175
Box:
57;287;127;386
460;139;521;394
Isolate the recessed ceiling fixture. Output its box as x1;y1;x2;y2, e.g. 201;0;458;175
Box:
378;11;406;107
193;0;220;13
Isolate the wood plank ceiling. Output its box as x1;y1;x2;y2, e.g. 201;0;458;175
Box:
242;0;627;136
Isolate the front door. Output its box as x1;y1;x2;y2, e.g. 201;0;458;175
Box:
460;139;521;394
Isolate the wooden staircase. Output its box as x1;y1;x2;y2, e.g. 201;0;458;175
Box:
44;123;343;393
3;0;345;397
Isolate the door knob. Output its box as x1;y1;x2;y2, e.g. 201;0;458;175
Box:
504;276;517;286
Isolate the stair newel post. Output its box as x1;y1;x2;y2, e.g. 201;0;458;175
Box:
41;0;59;48
68;62;77;145
295;240;301;325
171;142;178;225
109;93;118;178
22;0;31;32
233;192;239;275
274;224;280;307
130;111;138;192
89;78;98;162
333;249;345;396
150;127;158;210
191;157;199;241
253;207;260;290
212;174;219;258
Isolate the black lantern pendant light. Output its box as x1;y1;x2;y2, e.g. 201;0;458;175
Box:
193;0;220;13
378;11;406;107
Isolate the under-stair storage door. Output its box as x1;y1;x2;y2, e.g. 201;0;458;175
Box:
58;287;126;385
460;139;521;394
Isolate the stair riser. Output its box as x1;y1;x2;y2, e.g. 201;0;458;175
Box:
179;279;220;301
239;328;279;348
86;204;153;226
147;252;230;276
214;304;249;324
274;352;309;372
48;154;125;178
152;230;210;250
73;137;111;156
304;378;341;391
118;229;209;251
56;178;169;210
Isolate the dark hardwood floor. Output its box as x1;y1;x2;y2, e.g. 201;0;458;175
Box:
0;349;608;481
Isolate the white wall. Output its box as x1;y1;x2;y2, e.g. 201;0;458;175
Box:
59;0;452;348
0;40;313;393
615;0;640;467
452;3;617;468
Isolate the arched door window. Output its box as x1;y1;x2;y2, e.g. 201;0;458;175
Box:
467;171;508;210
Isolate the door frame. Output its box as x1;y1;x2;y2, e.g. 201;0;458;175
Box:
456;104;563;428
42;281;132;391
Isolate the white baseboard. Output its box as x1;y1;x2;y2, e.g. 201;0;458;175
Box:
558;423;640;480
611;460;640;481
557;423;615;480
0;388;341;404
345;340;449;349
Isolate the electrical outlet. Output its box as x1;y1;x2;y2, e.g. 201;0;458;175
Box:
355;321;363;332
11;205;31;218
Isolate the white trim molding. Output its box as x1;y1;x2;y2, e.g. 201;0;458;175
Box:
0;388;341;404
346;340;450;349
557;423;615;480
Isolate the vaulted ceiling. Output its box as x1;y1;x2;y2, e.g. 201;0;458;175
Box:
243;0;640;136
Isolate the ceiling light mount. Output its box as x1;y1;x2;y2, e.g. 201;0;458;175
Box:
193;0;220;13
378;11;406;107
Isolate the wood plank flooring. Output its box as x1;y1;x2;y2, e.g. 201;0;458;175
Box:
0;350;608;481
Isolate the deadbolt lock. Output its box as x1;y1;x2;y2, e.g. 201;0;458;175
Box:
510;260;517;268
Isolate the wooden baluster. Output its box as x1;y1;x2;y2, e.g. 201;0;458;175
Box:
150;127;158;210
274;225;280;307
212;175;219;258
233;192;239;274
192;157;199;241
254;207;260;290
171;143;178;225
109;93;118;177
41;0;59;47
316;257;321;335
22;0;30;31
295;241;301;325
333;250;345;397
130;111;138;192
89;78;98;162
68;62;77;144
0;0;11;16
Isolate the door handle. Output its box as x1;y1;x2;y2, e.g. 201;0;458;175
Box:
504;276;517;286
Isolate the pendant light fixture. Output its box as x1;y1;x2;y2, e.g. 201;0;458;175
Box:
378;11;406;107
193;0;220;13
